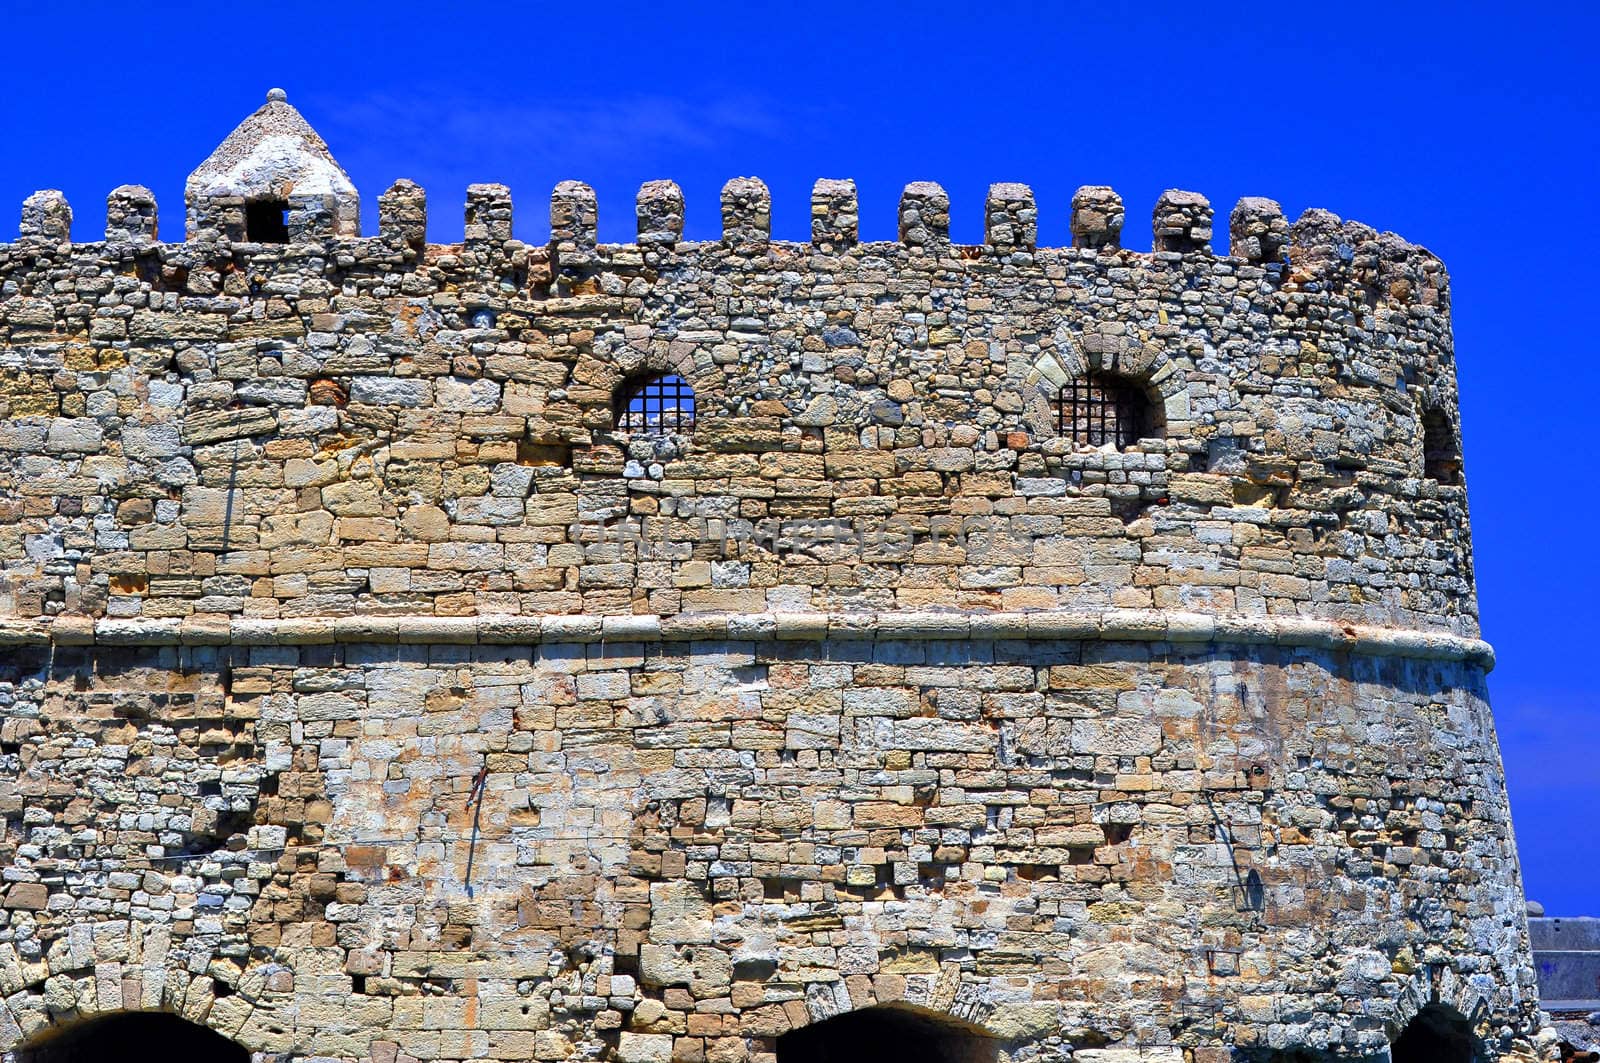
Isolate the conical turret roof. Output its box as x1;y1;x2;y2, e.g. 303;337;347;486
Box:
186;88;358;224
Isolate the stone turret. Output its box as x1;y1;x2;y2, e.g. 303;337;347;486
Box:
0;119;1546;1063
185;87;359;241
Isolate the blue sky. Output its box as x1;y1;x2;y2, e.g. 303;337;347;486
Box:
1;1;1595;912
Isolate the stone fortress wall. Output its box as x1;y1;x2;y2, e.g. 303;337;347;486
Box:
0;92;1547;1063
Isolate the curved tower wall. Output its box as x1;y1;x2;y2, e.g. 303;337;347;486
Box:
0;155;1541;1061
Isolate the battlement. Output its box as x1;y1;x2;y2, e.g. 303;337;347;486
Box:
7;171;1442;281
0;89;1472;639
0;89;1472;640
5;92;1445;276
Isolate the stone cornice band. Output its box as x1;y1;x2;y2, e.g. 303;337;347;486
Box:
0;611;1494;670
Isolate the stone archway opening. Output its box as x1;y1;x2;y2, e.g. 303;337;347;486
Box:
776;1005;998;1063
14;1012;250;1063
1391;1004;1480;1063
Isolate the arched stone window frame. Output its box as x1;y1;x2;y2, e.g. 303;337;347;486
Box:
1388;968;1491;1063
1020;326;1192;445
582;333;718;443
612;373;698;435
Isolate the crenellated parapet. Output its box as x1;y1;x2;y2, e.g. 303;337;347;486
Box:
0;89;1448;298
720;176;771;250
0;176;1468;633
1230;196;1288;264
1;174;1445;298
898;180;950;248
0;85;1469;638
1152;188;1213;253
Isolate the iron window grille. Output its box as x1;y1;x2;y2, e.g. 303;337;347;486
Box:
1057;373;1150;449
615;374;696;434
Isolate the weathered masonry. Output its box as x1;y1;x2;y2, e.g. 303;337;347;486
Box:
0;91;1550;1063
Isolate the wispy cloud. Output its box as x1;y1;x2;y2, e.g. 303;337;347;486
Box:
297;88;801;239
312;89;791;178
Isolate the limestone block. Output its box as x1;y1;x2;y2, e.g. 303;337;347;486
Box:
1152;189;1213;253
350;377;431;406
649;880;714;944
1071;185;1124;249
638;180;685;247
1230;196;1288;263
985;182;1037;251
44;417;103;454
19;190;71;242
811;179;858;247
105;185;158;243
2;883;48;910
617;1034;674;1063
182;407;277;445
379;178;428;247
259;511;334;549
434;376;502;412
466;183;514;243
1070;718;1163;756
639;945;693;988
321;480;385;516
898;182;949;247
721;177;770;250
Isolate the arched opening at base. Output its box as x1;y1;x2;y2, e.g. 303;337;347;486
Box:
15;1012;250;1063
776;1005;998;1063
1391;1004;1480;1063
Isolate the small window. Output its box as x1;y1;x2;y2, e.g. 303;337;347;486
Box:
245;198;289;243
1422;408;1462;484
1057;372;1155;449
615;374;695;434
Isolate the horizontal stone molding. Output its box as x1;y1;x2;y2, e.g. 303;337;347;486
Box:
1;610;1495;668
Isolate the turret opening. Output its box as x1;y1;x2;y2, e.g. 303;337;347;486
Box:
776;1005;997;1063
245;198;290;243
15;1011;250;1063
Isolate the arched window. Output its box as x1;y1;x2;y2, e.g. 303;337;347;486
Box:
1391;1004;1479;1063
1057;371;1158;449
16;1012;250;1063
615;374;696;434
777;1005;997;1063
1422;408;1462;485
